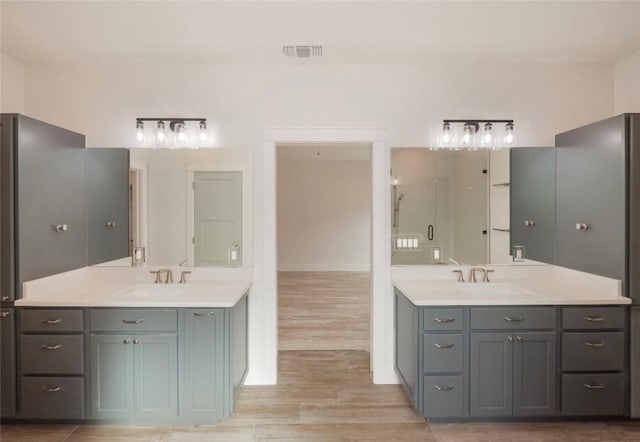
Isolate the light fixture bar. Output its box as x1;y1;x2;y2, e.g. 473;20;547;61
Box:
136;117;206;122
443;119;514;124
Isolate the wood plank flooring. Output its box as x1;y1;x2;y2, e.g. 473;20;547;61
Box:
3;350;640;440
278;272;370;351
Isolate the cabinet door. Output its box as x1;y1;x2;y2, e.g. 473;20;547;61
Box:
90;334;134;421
87;148;130;265
510;147;555;264
555;115;626;280
1;308;16;416
17;115;86;285
470;332;513;417
182;309;224;423
133;334;178;422
513;332;556;416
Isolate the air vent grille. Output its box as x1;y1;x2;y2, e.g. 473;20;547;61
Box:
283;45;323;58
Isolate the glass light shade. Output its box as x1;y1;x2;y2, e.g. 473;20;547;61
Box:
198;121;208;144
156;121;167;144
136;121;145;143
504;122;514;146
461;123;476;147
440;122;452;146
482;122;494;147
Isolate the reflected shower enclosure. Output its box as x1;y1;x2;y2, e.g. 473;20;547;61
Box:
391;148;489;265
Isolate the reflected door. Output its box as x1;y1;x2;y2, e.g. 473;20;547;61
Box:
193;171;242;267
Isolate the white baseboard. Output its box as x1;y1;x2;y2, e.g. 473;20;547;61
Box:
277;264;371;272
244;365;277;385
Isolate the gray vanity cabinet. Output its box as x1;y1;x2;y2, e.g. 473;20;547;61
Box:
89;309;179;422
90;333;178;422
555;115;627;280
1;308;16;417
470;308;557;417
87;148;130;266
181;309;225;423
14;115;87;285
510;147;555;264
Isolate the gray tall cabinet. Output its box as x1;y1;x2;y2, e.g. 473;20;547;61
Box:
510;147;555;264
86;148;130;265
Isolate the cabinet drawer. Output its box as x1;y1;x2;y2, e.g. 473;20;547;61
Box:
423;334;463;373
562;332;624;372
562;307;625;330
423;375;464;418
21;377;85;419
424;309;463;331
471;307;555;330
561;373;624;416
19;309;83;332
20;335;84;375
90;309;177;332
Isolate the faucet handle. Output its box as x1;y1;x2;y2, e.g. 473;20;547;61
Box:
179;271;192;284
484;269;495;283
452;269;465;283
149;270;162;284
164;269;173;284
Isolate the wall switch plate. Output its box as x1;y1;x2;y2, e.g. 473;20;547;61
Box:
431;246;442;263
513;245;525;262
393;234;422;252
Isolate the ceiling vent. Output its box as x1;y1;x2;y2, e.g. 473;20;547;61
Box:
283;45;323;58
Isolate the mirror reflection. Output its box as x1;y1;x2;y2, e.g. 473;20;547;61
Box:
96;148;251;267
391;148;490;265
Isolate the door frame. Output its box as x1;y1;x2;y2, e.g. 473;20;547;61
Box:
185;164;251;267
247;127;393;385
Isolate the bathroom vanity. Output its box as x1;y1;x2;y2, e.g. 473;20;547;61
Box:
394;267;630;421
11;268;250;425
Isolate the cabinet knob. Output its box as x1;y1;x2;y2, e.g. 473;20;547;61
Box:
54;224;68;232
508;335;513;342
123;338;131;344
576;223;590;231
516;335;523;342
2;295;9;301
133;339;140;345
524;220;535;228
0;311;10;318
105;221;116;229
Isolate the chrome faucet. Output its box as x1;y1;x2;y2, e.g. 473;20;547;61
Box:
179;271;192;284
150;270;162;284
452;269;465;282
468;267;486;283
163;269;173;284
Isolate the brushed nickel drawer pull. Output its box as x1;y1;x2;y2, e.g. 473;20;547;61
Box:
433;317;455;324
433;385;454;391
41;344;63;350
194;312;215;317
584;315;605;322
1;311;10;318
41;319;62;325
41;386;63;393
585;341;606;348
504;316;524;322
583;383;605;390
433;343;455;349
122;319;144;324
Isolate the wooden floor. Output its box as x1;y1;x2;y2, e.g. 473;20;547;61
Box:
3;351;640;441
278;271;370;351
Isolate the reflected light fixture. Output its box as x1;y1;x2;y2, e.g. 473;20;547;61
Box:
135;118;211;148
439;119;515;150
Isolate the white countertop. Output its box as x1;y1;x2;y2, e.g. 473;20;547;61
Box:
392;265;630;306
16;267;252;308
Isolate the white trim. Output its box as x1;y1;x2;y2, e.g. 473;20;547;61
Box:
246;127;394;386
129;159;148;263
277;264;371;272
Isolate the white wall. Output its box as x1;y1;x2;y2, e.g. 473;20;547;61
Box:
615;51;640;113
0;53;24;113
21;60;616;384
277;156;371;271
23;62;614;148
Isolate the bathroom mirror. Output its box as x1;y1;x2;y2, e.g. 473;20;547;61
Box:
92;147;252;267
391;148;496;266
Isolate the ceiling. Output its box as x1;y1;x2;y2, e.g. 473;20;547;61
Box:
1;1;639;65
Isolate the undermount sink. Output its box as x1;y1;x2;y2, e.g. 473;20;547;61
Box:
116;284;189;298
457;283;535;296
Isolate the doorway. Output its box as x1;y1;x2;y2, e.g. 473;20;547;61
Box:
276;143;372;351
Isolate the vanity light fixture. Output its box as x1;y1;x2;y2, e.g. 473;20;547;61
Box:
135;118;211;148
439;119;515;150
